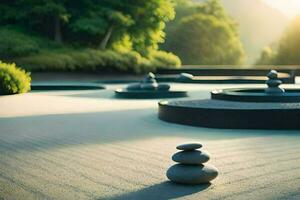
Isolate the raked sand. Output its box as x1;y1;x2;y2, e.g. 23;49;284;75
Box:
0;83;300;200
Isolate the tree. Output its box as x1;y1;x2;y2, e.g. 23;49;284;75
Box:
67;1;134;49
24;0;69;43
255;47;274;65
0;0;175;55
126;0;175;55
0;0;69;43
274;16;300;65
67;0;175;54
163;0;244;64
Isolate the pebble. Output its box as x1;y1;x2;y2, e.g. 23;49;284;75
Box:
147;72;156;79
266;79;282;87
176;143;202;151
179;73;194;81
157;84;170;91
172;150;210;164
143;78;157;84
267;70;278;79
166;164;218;185
265;87;285;94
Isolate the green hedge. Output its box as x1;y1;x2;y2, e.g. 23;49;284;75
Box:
0;27;181;74
0;61;31;95
16;49;180;74
0;27;40;58
149;50;181;69
0;27;63;59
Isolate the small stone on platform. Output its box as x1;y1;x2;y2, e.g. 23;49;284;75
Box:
157;84;170;91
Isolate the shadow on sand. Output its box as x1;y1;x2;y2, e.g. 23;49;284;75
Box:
106;181;211;200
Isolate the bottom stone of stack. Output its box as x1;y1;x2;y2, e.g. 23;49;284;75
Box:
166;164;218;185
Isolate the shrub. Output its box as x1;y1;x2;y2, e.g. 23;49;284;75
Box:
17;50;76;71
0;27;40;58
105;51;143;73
149;51;181;69
0;28;182;74
0;61;31;95
16;49;181;74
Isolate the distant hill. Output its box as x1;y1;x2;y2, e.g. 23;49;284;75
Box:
188;0;289;64
221;0;289;63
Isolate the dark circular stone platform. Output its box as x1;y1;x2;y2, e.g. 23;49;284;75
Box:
115;89;188;99
211;88;300;102
158;99;300;129
31;83;105;91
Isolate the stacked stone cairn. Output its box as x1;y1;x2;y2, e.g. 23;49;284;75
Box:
265;70;285;94
126;72;170;91
167;142;218;185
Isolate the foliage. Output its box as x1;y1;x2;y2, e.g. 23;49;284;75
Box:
274;16;300;65
256;16;300;65
221;0;288;64
0;61;31;95
0;27;40;58
255;47;275;65
0;0;68;43
15;49;178;74
0;0;180;73
149;51;181;69
162;0;245;65
165;13;244;64
0;0;176;56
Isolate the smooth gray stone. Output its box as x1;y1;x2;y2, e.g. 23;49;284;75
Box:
267;70;278;79
147;72;156;79
179;73;194;80
266;79;282;87
140;83;158;90
143;78;157;84
157;84;170;91
166;164;218;185
176;143;202;151
172;150;210;164
143;72;157;83
265;87;285;94
126;83;141;90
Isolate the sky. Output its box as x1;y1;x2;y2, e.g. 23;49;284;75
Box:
263;0;300;18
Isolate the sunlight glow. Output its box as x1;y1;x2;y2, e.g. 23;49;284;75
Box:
263;0;300;18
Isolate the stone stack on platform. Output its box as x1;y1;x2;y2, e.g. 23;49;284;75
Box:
166;142;218;185
115;72;187;99
127;72;170;91
265;70;285;94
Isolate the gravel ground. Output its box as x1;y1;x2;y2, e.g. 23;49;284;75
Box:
0;83;300;200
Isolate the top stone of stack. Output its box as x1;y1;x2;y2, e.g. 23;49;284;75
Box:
176;142;202;151
267;70;278;79
143;72;157;84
